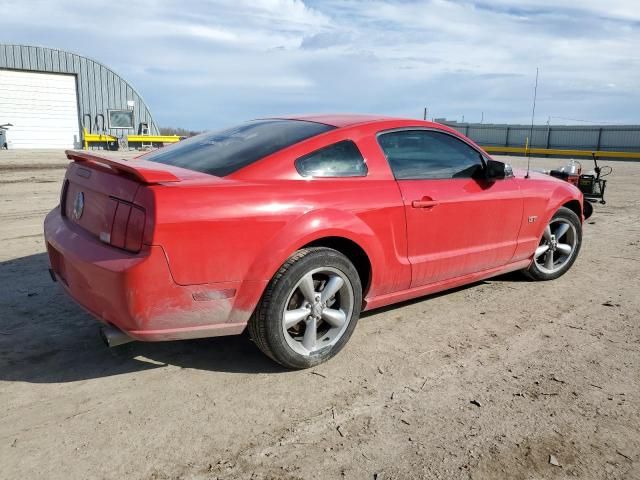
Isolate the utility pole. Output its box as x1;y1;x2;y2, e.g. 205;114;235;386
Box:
423;107;428;120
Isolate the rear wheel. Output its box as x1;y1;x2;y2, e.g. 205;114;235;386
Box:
248;247;362;369
524;206;582;281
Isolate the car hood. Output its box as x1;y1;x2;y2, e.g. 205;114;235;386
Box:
512;167;562;182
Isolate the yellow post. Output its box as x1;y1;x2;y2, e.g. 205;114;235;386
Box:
525;137;529;156
83;128;88;150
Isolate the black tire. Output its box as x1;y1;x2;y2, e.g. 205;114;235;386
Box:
583;200;593;220
524;206;582;281
248;247;362;369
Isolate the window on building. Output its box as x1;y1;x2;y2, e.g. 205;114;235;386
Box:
108;110;134;129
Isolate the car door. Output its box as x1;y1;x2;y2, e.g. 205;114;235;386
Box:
377;129;523;288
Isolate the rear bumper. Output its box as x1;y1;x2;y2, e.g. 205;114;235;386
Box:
44;207;265;341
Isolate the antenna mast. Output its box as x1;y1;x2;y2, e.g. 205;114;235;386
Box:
526;67;539;179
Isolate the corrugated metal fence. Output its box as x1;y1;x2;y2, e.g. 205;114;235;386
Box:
442;122;640;155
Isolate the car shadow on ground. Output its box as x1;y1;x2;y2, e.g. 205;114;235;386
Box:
0;252;288;384
0;252;530;384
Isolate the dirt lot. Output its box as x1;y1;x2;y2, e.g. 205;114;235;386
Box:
1;149;638;480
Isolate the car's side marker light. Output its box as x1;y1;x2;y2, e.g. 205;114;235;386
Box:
192;289;236;301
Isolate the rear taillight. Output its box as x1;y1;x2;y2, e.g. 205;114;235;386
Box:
101;198;146;253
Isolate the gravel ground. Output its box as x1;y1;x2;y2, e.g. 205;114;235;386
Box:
0;149;638;480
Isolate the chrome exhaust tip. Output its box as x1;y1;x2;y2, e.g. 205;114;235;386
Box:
100;324;134;348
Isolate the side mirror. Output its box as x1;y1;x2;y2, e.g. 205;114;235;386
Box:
485;159;511;180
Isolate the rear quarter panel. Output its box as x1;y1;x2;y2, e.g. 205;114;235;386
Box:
150;178;409;299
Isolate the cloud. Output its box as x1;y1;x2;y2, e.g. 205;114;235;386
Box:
1;0;638;128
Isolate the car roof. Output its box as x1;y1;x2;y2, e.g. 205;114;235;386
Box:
270;114;400;128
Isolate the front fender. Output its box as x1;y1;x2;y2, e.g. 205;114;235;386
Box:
541;184;584;230
513;179;583;263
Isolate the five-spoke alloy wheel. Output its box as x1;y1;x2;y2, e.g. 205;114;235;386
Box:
525;206;582;281
249;247;362;369
282;267;354;356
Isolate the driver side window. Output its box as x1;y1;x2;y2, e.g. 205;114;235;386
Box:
378;130;484;180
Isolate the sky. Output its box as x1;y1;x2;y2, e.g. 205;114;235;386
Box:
1;0;639;130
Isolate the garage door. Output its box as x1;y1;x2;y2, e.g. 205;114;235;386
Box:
0;70;80;149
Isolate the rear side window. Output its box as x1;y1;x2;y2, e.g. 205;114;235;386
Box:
295;140;367;177
378;130;483;180
144;119;335;177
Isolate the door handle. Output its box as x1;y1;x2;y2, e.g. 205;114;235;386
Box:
411;197;439;209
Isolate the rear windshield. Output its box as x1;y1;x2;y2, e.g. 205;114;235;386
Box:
144;119;335;177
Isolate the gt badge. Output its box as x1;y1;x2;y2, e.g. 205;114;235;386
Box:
528;215;537;223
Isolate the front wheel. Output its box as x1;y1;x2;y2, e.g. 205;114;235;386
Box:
248;247;362;369
524;206;582;281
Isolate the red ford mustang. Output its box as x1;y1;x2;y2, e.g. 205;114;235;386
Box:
44;115;585;368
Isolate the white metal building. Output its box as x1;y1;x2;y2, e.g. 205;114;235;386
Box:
0;44;159;149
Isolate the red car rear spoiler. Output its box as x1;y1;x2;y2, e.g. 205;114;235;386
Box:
65;150;181;184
